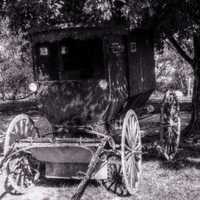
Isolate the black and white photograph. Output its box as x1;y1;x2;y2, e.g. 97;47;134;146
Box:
0;0;199;199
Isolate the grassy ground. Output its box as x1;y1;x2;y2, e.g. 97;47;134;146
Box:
0;112;199;200
0;153;199;200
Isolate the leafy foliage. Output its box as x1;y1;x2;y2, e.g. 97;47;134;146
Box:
1;0;65;31
1;0;115;31
1;0;200;135
155;41;193;94
0;17;33;100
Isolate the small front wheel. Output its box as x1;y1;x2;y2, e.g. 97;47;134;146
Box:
5;153;40;194
101;154;130;197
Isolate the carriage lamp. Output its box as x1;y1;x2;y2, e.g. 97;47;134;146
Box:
29;82;38;93
146;105;155;113
99;80;108;90
40;47;48;56
61;46;68;55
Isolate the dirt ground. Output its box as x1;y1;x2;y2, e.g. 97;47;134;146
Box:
0;112;199;200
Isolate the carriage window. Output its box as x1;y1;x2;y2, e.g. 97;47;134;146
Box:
61;38;105;80
36;43;59;80
40;47;48;56
35;39;105;81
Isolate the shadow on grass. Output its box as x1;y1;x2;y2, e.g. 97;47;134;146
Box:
37;178;100;188
159;146;200;170
142;138;200;171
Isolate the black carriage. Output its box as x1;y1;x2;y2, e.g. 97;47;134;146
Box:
2;24;157;197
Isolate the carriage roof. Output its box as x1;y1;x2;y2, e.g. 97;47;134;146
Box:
31;24;155;93
30;23;148;43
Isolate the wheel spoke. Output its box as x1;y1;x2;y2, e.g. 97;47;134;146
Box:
20;172;25;189
113;182;117;193
125;143;132;152
14;125;19;136
28;124;34;137
134;159;140;173
24;119;29;137
127;117;136;146
135;141;141;151
132;158;138;188
125;126;132;147
135;123;140;143
126;156;133;177
130;161;134;188
118;164;121;174
19;120;25;136
116;184;122;195
107;181;115;190
15;170;22;187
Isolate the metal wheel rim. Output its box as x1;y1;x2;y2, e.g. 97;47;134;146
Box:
121;109;142;195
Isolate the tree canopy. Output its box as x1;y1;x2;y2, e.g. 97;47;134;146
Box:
1;0;200;135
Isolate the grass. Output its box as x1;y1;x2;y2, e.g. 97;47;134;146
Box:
0;151;199;200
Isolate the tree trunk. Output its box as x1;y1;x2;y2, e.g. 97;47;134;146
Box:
183;34;200;138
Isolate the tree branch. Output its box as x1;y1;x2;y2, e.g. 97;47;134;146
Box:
148;0;183;32
167;35;193;66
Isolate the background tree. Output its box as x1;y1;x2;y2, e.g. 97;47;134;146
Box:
122;0;200;137
0;17;32;100
155;41;193;95
156;1;200;137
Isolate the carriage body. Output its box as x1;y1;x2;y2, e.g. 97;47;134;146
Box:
31;26;155;127
2;25;156;196
29;26;155;180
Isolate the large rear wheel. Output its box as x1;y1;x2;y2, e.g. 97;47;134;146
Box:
121;110;142;195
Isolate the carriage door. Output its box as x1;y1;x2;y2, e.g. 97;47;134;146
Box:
127;33;155;96
105;36;128;117
127;34;143;96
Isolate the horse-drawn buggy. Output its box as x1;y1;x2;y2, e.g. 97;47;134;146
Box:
0;23;181;198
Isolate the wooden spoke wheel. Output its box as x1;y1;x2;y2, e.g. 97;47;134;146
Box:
160;90;181;160
3;114;40;194
5;153;40;194
3;114;39;155
121;110;142;195
101;154;130;197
